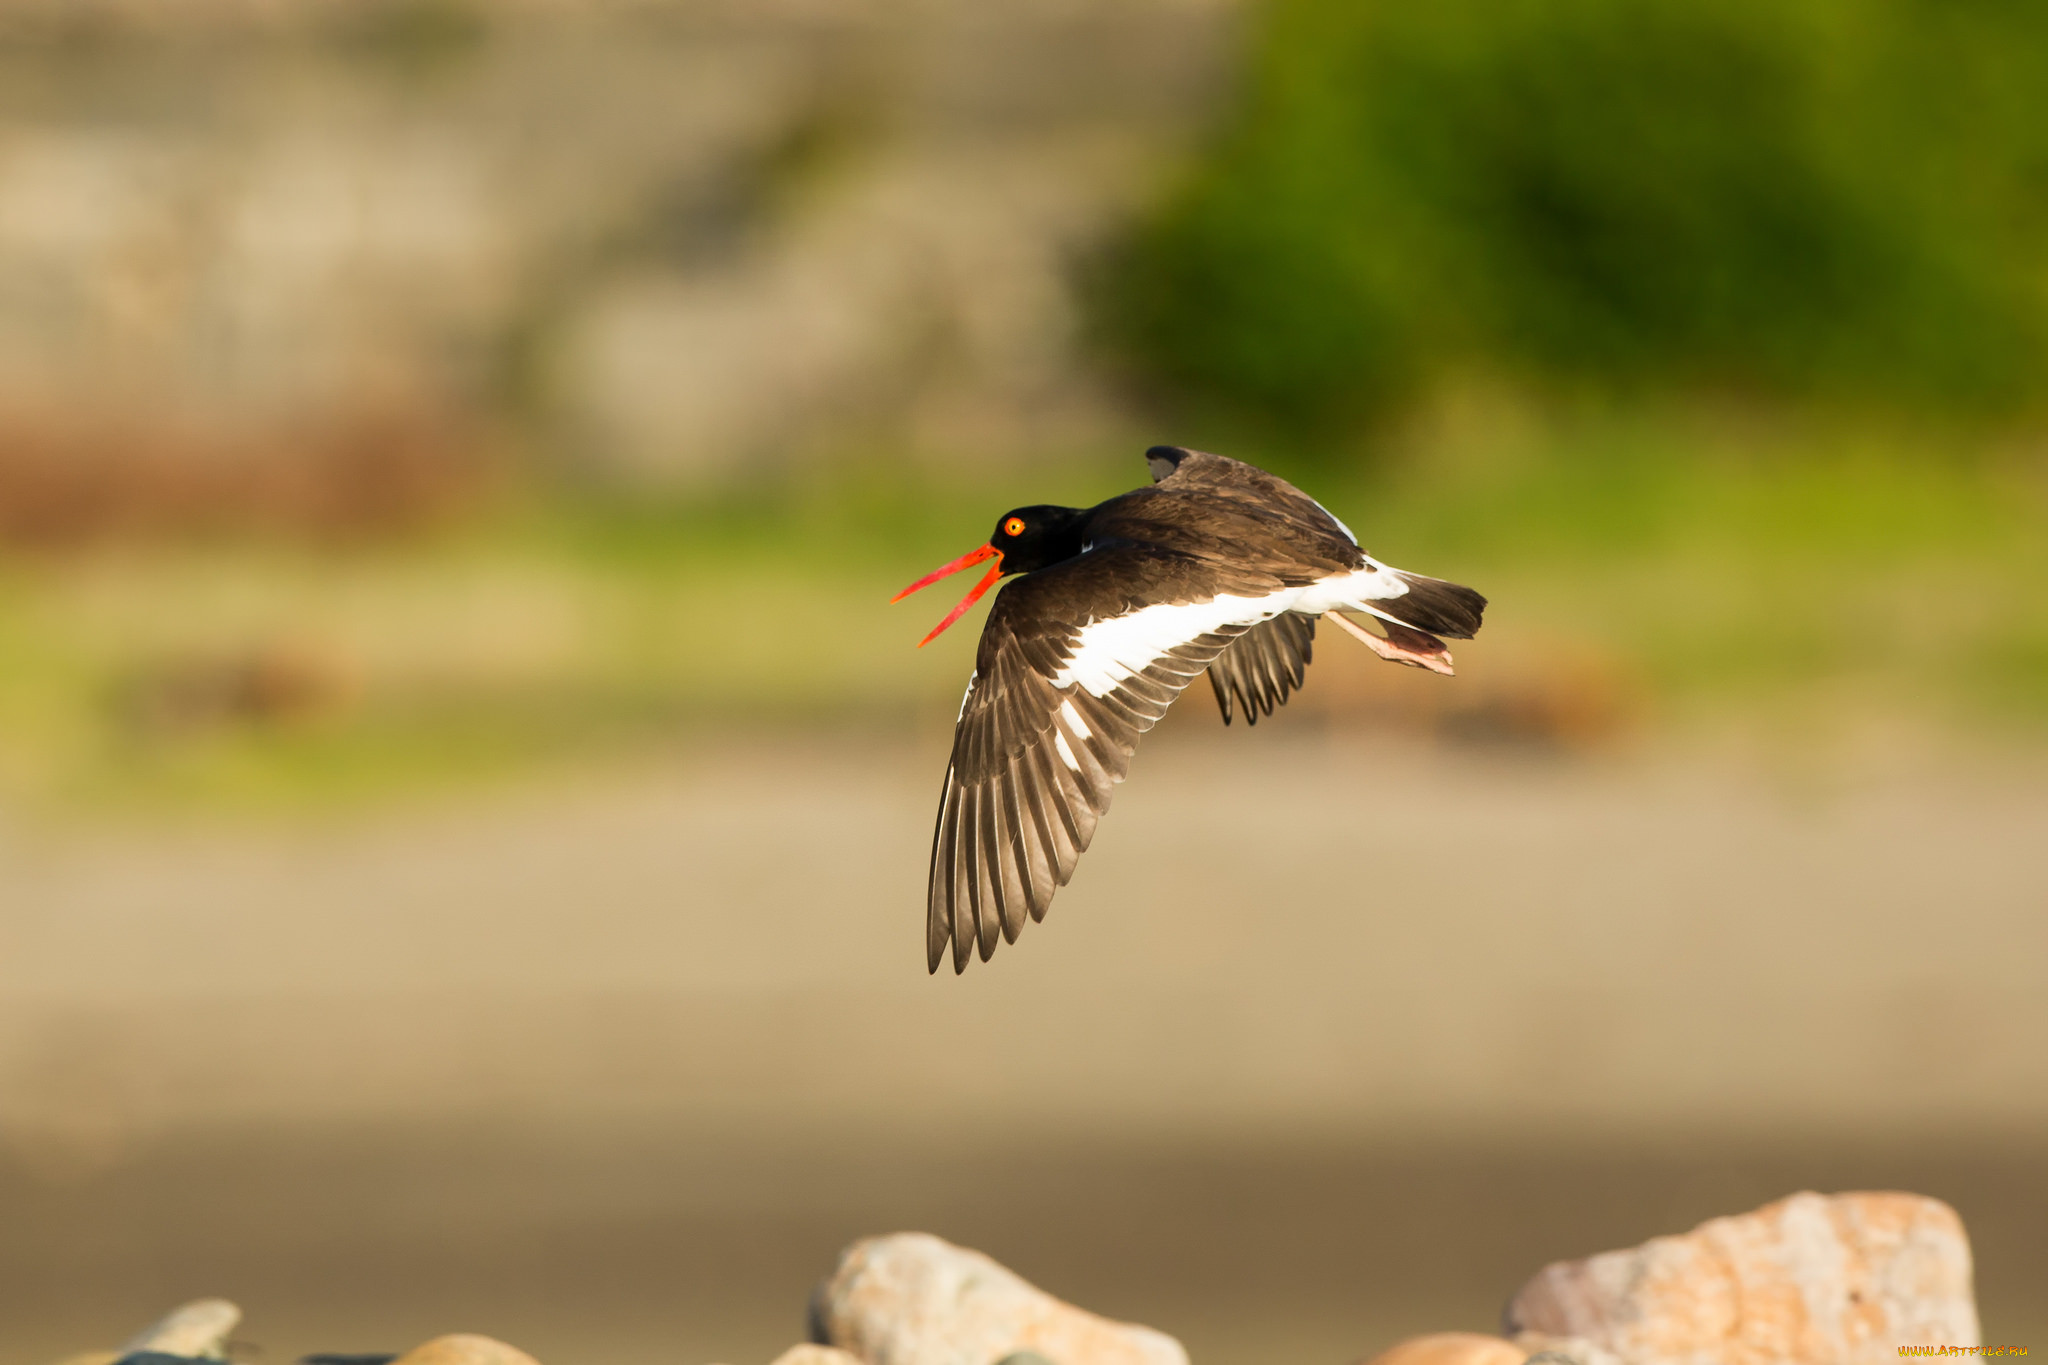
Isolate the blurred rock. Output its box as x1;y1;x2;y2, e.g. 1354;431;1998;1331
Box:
811;1232;1187;1365
1304;628;1642;751
119;1300;240;1359
117;641;354;737
1360;1333;1526;1365
389;1336;540;1365
1505;1190;1978;1364
0;411;485;547
0;3;1231;516
769;1349;861;1365
1516;1345;1621;1365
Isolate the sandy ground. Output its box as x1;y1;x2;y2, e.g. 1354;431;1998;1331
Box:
2;713;2044;1363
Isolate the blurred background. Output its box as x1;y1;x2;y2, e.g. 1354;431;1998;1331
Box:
0;0;2043;1361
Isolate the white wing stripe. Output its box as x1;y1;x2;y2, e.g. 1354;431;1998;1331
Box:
1294;564;1411;613
1038;567;1416;701
1048;590;1298;698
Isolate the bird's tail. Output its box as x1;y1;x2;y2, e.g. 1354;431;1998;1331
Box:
1333;571;1485;674
1373;572;1485;640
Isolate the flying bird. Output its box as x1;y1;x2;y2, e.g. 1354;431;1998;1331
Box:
895;445;1486;974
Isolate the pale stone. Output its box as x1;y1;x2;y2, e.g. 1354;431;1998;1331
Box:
770;1349;862;1365
1359;1332;1527;1365
1514;1340;1623;1365
1504;1190;1978;1365
810;1232;1187;1365
389;1335;542;1365
120;1300;241;1359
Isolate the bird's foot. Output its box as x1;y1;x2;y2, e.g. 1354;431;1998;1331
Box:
1327;611;1456;675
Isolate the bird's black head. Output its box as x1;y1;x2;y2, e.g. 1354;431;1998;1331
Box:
987;504;1088;576
892;503;1089;646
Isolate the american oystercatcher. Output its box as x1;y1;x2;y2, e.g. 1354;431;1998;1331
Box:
896;446;1486;973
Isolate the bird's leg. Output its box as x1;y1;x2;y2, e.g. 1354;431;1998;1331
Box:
1326;610;1456;676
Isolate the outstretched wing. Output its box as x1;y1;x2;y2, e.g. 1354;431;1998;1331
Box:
928;546;1288;973
1206;611;1316;725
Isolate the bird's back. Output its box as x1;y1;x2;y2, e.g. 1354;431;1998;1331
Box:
1089;448;1365;584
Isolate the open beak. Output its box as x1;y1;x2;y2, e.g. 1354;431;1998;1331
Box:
893;543;1003;647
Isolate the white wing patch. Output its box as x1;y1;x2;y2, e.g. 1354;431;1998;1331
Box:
1049;590;1298;698
1038;567;1417;702
1293;564;1411;614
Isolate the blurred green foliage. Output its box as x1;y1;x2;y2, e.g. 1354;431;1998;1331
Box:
1112;0;2048;433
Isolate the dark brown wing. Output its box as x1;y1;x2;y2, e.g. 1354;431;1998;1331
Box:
1206;611;1316;725
1144;446;1486;645
1140;445;1366;572
927;546;1283;974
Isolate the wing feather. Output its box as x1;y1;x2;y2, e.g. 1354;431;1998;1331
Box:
973;785;1003;960
926;763;956;973
924;546;1286;972
994;761;1032;943
948;784;974;974
1206;612;1316;725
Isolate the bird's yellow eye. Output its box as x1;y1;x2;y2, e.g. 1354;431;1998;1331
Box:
1004;516;1026;537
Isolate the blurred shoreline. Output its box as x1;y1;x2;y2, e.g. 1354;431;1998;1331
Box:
4;1116;2043;1365
3;4;2045;1359
5;728;2042;1154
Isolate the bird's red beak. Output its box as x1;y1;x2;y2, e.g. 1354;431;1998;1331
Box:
893;543;1003;646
